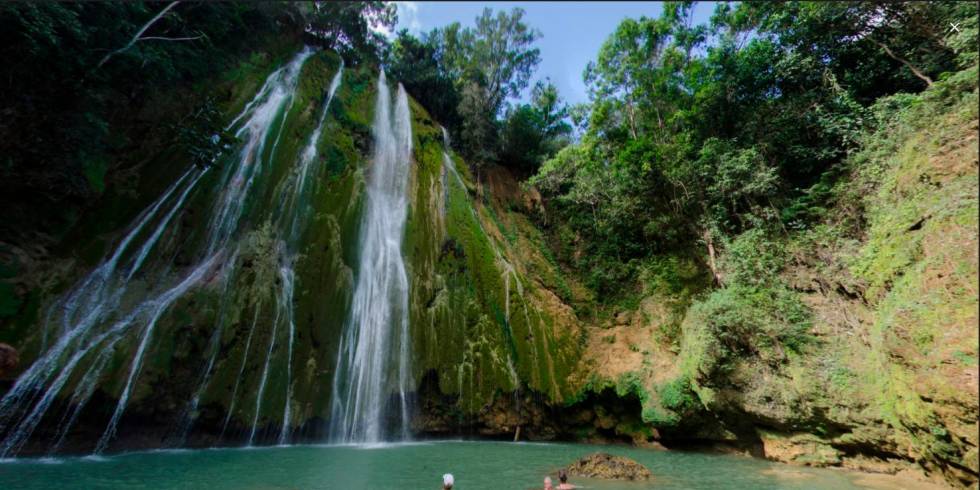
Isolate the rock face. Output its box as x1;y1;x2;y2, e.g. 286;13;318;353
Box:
0;343;17;378
567;452;652;481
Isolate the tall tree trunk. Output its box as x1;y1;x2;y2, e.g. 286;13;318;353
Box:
626;98;638;139
703;228;723;286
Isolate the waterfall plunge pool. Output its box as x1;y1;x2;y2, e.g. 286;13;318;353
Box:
0;440;936;489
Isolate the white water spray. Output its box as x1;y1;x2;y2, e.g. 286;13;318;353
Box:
0;48;315;456
329;71;414;443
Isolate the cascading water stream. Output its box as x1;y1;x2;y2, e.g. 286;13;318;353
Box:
0;168;206;457
206;48;314;255
236;61;344;446
269;62;343;445
440;126;519;308
329;71;414;443
0;48;314;457
95;47;314;453
172;248;240;446
182;52;345;447
220;307;261;441
95;254;220;453
438;126;525;419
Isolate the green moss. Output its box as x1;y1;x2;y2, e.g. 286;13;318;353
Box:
614;371;647;400
400;98;581;409
658;377;696;412
642;405;680;426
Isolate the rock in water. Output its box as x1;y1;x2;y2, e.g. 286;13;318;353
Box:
567;452;652;481
0;343;18;378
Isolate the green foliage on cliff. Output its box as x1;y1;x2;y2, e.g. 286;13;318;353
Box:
530;1;975;302
849;68;978;480
0;2;307;244
520;4;976;484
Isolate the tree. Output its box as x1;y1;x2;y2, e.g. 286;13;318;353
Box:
94;1;202;71
304;1;395;64
465;8;542;118
499;80;571;175
174;97;237;169
530;80;572;141
429;8;542;166
585;16;669;141
531;0;976;302
457;80;499;166
743;2;962;97
385;30;460;131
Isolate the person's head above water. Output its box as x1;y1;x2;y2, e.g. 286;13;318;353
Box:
558;469;568;483
442;473;454;489
544;475;554;489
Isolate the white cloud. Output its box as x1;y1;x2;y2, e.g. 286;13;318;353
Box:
366;11;392;37
395;1;422;34
366;2;421;39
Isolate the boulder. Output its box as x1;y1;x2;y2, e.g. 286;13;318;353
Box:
566;452;652;481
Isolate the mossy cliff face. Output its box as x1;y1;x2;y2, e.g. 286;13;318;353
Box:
404;107;581;423
0;49;582;452
546;75;978;488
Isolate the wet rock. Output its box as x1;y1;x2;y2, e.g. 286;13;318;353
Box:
567;452;652;481
593;405;616;430
756;430;842;466
569;408;594;424
0;343;19;378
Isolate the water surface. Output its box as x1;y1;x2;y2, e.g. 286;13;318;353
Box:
0;440;925;489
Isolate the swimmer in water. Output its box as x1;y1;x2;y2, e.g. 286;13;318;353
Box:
557;469;576;489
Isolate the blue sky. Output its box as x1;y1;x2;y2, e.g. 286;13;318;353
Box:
391;1;716;106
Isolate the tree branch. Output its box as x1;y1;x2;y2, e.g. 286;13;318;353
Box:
94;1;183;70
138;35;203;42
703;228;723;287
868;37;933;87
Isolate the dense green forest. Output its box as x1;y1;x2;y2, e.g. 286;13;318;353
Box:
0;1;976;487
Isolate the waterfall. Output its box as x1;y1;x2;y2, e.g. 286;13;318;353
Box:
0;167;206;457
329;71;414;443
256;61;344;446
0;48;315;457
220;307;261;441
95;254;219;453
206;48;314;254
440;127;467;191
194;58;344;446
173;251;239;446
